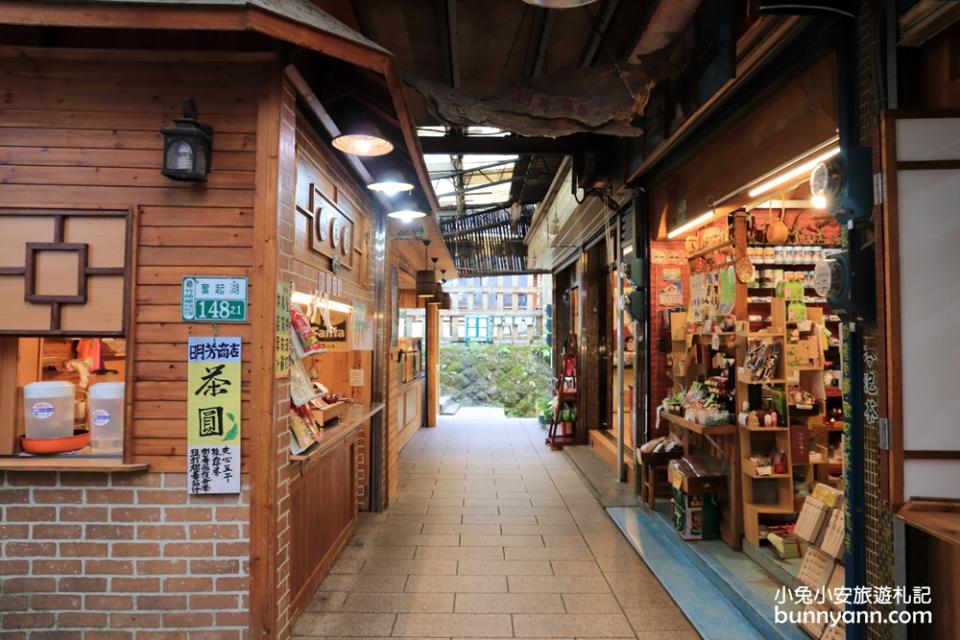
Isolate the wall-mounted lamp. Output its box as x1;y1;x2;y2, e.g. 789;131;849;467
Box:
331;118;393;157
368;171;414;196
161;98;213;182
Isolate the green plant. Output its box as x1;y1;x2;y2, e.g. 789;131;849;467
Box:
439;343;552;418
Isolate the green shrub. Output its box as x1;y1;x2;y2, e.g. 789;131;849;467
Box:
440;343;552;418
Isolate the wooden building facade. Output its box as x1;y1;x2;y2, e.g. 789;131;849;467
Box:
0;2;450;638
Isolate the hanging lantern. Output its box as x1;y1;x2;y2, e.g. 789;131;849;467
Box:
415;240;438;298
439;292;452;310
161;98;213;182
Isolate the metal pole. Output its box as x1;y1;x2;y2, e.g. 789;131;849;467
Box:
616;214;625;482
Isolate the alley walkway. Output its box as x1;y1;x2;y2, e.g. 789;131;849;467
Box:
292;409;701;639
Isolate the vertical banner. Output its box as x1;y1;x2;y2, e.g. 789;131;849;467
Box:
187;337;242;494
275;281;292;377
351;301;373;351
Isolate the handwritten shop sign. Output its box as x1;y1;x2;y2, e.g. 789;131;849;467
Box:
186;336;241;494
181;276;248;323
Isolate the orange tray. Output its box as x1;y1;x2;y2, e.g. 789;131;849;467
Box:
21;430;90;455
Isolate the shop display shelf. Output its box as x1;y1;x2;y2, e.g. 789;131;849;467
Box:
740;424;789;432
744;501;796;514
743;469;792;479
737;373;786;385
660;411;736;436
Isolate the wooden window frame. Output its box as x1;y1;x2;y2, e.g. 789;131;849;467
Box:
0;207;140;469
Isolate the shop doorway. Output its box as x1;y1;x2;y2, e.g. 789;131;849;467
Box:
436;274;554;423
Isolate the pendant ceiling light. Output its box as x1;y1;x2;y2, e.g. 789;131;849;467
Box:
416;240;439;299
368;171;414;196
331;118;393;157
522;0;599;7
387;197;427;222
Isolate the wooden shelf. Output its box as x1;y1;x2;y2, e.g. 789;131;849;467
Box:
745;501;796;514
0;458;149;473
740;424;788;432
897;500;960;546
686;240;734;261
743;469;792;479
660;411;736;436
738;373;786;385
290;403;384;463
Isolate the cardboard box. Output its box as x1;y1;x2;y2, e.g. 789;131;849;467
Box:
671;488;719;541
812;482;844;508
768;532;807;559
667;458;727;495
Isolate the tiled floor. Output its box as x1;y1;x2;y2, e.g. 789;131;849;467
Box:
292;408;701;639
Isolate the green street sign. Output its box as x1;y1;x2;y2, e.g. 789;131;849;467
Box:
181;276;248;323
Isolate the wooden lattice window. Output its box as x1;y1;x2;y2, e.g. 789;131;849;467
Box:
0;209;130;335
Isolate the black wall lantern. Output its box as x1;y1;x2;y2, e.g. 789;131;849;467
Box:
161;97;214;181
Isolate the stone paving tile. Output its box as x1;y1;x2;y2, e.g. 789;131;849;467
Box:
414;546;505;561
342;592;455;613
421;523;502;535
404;575;509;593
550;560;603;576
391;613;513;637
359;559;458;575
504;546;595;561
316;574;407;593
340;546;417;560
460;534;544;547
512;613;635;638
290;612;396;637
623;605;697;633
507;576;612;594
303;590;348;612
374;533;461;547
461;514;539;525
454;593;564;613
561;593;623;613
457;560;553;576
293;414;711;640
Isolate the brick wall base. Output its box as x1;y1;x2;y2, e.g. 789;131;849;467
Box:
0;471;249;639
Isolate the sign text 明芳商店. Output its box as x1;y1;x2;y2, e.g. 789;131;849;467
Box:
181;276;248;322
187;336;241;494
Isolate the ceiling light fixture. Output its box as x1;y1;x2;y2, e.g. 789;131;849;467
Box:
666;210;716;239
368;171;414;196
331;119;393;157
747;146;841;198
387;198;427;222
811;195;828;209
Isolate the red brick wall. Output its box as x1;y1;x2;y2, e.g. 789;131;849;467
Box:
0;471;249;637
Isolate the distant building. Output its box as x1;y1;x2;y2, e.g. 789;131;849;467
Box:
397;274;551;345
442;273;550;345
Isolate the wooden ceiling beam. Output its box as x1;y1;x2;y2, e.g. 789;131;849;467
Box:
437;0;460;88
284;64;374;186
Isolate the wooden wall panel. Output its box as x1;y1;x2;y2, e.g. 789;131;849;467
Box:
0;53;263;472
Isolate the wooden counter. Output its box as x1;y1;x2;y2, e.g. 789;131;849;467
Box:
288;402;383;618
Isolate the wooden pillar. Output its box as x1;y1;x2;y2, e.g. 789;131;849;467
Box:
426;301;440;427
